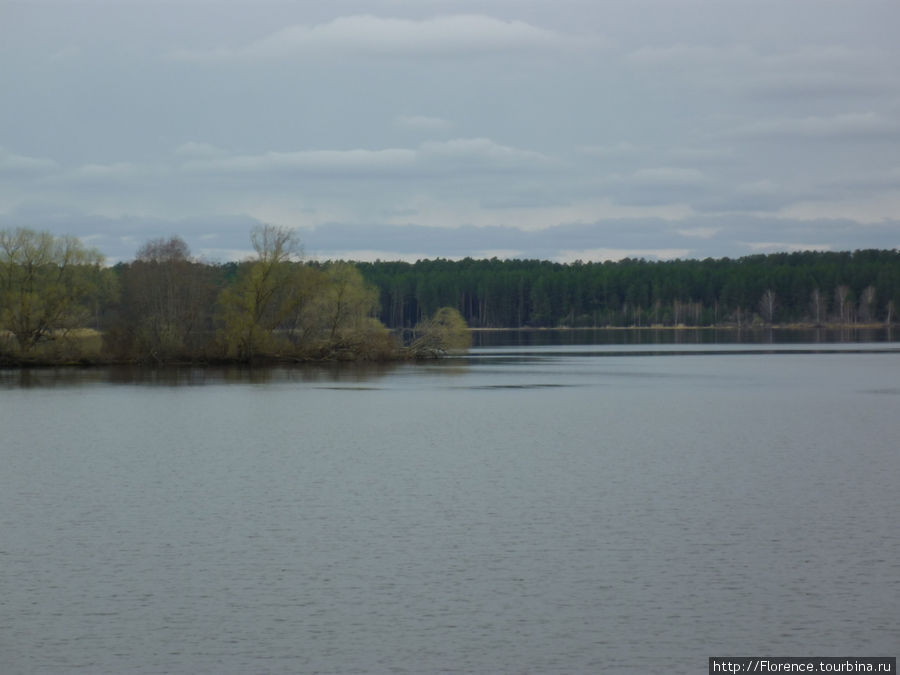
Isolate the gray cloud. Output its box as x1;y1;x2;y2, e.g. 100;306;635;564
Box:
626;42;895;102
692;181;802;214
181;148;418;176
300;215;900;263
394;115;454;132
729;113;900;141
599;167;716;208
176;138;553;183
2;0;899;263
3;202;898;265
0;147;60;176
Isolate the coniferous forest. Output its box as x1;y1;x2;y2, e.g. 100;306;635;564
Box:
1;225;898;365
358;250;900;328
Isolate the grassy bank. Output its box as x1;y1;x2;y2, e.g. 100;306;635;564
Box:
0;329;105;366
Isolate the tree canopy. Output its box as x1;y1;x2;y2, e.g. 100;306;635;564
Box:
0;228;104;353
357;250;900;329
2;225;897;366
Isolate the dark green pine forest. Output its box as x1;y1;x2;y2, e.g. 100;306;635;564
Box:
358;250;900;328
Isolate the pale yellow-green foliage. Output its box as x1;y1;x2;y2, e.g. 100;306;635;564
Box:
218;227;388;360
0;228;104;352
409;306;471;357
218;225;306;359
318;263;380;342
219;257;387;360
323;317;397;360
219;263;285;358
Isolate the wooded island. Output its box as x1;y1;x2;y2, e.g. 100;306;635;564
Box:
1;225;898;365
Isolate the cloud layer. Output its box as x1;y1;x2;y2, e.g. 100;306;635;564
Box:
1;1;899;263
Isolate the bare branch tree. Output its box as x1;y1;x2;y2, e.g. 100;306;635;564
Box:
758;289;776;324
810;288;826;326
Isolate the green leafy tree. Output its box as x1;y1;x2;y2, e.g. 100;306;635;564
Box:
0;227;104;353
408;306;471;357
219;225;305;361
288;261;389;357
319;263;380;344
279;264;328;350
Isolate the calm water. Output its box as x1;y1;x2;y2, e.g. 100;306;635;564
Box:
2;338;899;674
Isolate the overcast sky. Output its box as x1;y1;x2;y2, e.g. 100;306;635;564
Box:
2;0;899;263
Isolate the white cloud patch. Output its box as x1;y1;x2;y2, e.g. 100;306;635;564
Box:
171;14;567;62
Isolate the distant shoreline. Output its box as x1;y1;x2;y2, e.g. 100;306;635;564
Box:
3;323;895;369
469;323;893;331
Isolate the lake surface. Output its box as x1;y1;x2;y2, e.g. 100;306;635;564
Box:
2;335;899;673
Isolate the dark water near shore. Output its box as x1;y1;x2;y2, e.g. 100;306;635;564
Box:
471;325;898;347
2;332;899;673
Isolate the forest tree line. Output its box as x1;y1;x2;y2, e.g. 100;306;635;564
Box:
357;250;900;328
0;226;468;364
1;225;898;364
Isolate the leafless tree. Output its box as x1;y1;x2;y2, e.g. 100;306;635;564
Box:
835;285;851;324
810;288;827;325
758;289;776;324
858;285;876;323
113;236;215;361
